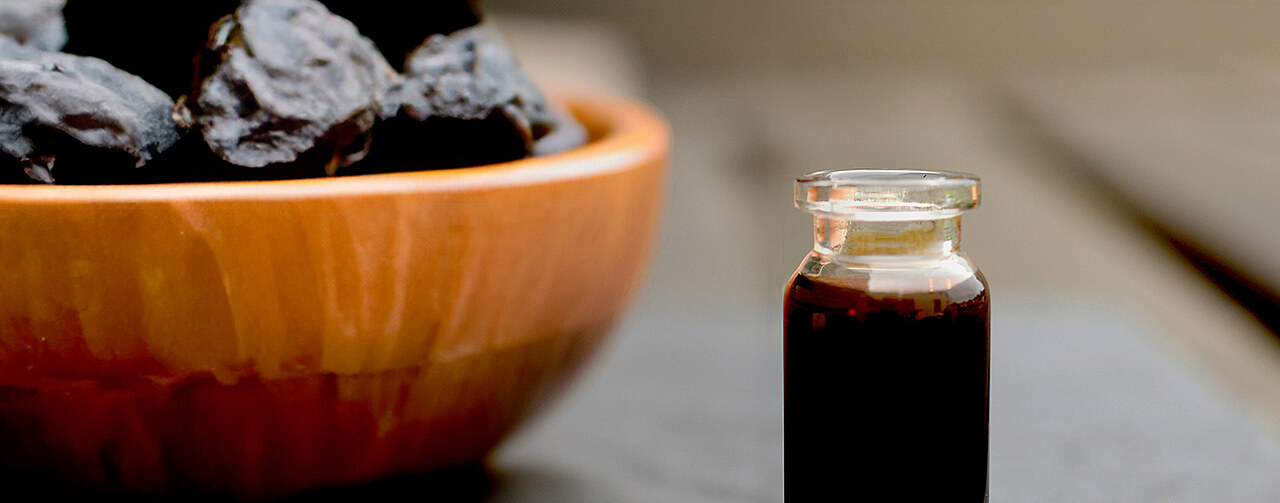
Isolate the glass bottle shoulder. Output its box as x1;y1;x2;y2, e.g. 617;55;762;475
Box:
787;251;988;312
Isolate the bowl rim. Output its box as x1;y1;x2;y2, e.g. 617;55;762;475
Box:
0;95;668;204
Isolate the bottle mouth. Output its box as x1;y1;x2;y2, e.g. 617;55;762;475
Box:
795;169;980;221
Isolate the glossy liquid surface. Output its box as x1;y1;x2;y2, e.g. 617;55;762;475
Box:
784;271;989;501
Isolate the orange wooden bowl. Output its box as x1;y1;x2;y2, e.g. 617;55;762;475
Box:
0;96;668;498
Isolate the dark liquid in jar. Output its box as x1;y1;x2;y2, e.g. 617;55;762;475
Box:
784;272;990;501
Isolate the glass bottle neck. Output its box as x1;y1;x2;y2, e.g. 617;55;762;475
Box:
812;215;962;260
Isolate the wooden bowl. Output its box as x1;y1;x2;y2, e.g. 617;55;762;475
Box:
0;96;668;498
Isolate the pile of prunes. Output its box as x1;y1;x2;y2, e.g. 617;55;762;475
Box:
0;0;584;185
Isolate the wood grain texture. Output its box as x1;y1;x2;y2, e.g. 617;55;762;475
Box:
0;96;668;496
0;96;667;381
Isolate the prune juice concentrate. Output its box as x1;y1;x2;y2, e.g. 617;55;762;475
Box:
784;271;989;501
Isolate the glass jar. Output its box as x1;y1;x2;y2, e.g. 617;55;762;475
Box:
784;169;989;502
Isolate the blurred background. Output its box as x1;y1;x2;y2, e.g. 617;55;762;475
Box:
480;1;1280;501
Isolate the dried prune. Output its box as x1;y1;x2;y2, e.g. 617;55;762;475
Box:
357;24;584;174
0;0;65;51
0;38;181;184
320;0;481;69
62;0;240;98
4;0;583;185
193;0;397;174
135;134;331;183
396;25;556;135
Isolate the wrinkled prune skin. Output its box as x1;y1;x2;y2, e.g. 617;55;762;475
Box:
0;38;181;184
3;1;582;184
354;25;584;175
0;0;66;51
320;0;481;70
62;0;240;98
194;0;398;174
395;25;555;136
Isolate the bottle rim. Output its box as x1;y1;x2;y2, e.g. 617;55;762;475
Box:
795;169;980;221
